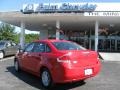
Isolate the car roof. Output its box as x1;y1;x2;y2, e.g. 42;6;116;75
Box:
34;39;69;43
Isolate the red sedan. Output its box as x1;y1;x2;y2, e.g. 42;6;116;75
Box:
14;39;101;88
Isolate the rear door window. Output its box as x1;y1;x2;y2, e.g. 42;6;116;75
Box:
33;43;45;53
33;42;51;53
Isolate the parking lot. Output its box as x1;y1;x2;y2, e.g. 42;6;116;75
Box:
0;57;120;90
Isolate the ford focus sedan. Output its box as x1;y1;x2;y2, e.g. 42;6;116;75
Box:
14;39;101;88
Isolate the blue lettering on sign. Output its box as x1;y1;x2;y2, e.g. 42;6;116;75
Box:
39;4;58;10
22;3;97;13
59;3;97;11
35;3;58;12
60;3;79;10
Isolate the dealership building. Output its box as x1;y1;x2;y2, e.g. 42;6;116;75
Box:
0;2;120;53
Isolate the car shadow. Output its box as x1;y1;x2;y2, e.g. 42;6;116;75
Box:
6;66;85;90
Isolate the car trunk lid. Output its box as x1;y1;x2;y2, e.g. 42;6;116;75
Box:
58;50;99;67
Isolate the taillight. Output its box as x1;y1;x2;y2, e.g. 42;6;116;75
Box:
57;56;71;63
57;52;72;63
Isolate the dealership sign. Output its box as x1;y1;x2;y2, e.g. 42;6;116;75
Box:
22;3;97;13
84;12;120;16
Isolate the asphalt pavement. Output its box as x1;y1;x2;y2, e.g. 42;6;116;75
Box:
0;57;120;90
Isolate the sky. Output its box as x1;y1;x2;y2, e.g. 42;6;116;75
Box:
0;0;120;34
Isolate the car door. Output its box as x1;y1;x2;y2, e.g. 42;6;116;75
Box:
26;42;46;73
21;43;35;70
26;42;52;74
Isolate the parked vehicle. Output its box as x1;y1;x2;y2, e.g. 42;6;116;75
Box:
14;39;101;89
0;40;18;59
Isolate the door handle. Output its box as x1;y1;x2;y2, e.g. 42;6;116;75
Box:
39;54;41;56
27;54;32;57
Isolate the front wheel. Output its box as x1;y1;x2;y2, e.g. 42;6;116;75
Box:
14;60;20;72
40;68;53;89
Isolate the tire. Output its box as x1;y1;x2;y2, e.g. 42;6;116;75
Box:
14;60;20;72
0;51;4;59
40;68;53;89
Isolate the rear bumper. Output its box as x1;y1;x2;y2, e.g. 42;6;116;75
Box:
52;62;101;83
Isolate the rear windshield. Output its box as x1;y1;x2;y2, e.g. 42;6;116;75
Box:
52;41;86;50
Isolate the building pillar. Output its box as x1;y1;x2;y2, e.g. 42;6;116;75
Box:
39;31;41;40
89;27;92;49
20;21;25;49
56;20;60;40
39;30;48;40
95;21;99;51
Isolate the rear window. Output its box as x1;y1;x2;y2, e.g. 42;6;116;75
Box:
52;41;86;50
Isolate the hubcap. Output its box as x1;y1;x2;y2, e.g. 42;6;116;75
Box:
42;71;50;87
0;52;4;59
15;61;18;71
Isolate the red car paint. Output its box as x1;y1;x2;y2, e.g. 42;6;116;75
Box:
15;39;101;83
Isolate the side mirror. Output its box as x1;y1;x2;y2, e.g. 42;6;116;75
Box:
19;49;23;53
18;47;24;53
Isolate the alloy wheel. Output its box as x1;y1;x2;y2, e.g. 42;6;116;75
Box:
41;69;53;88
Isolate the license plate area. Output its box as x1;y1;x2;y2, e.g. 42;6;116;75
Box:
84;69;93;75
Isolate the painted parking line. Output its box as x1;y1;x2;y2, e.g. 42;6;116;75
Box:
0;56;14;62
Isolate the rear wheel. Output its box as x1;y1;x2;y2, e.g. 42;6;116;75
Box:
40;68;53;89
14;60;20;72
0;51;4;59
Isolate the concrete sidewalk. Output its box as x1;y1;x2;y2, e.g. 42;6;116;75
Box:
99;52;120;61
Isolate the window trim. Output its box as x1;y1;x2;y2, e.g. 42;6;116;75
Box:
45;44;51;53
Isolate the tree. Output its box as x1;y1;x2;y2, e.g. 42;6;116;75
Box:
25;34;39;43
13;33;39;44
0;23;16;41
0;23;39;44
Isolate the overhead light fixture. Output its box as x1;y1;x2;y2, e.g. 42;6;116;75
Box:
42;24;47;27
109;24;114;27
48;27;52;29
